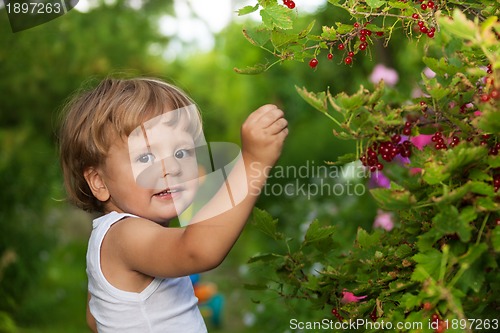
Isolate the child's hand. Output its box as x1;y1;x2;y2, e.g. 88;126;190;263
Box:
241;104;288;167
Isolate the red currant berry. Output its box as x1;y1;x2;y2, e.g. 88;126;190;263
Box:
376;31;384;36
309;58;318;68
359;35;367;42
354;22;360;28
428;1;435;9
480;93;490;102
420;26;428;33
418;21;425;27
327;53;333;60
490;89;499;99
338;43;345;50
348;51;354;57
345;56;353;65
412;13;419;19
287;1;295;9
359;43;367;51
421;3;427;10
427;31;435;38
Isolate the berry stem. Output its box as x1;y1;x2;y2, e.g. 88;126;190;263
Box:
476;213;490;245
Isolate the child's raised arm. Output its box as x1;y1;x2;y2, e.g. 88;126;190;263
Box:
106;104;287;278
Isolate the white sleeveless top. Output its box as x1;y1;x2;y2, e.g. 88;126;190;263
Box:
87;211;207;332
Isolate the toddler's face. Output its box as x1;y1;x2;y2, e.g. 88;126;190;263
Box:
127;106;204;219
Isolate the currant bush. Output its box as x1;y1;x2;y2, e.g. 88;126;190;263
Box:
237;0;499;331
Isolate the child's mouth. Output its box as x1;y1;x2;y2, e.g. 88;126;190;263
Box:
154;187;183;199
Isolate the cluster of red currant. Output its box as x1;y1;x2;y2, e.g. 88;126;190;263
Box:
331;308;344;321
419;0;436;10
282;0;295;9
430;132;457;150
413;16;436;38
479;70;499;102
493;173;500;193
431;313;447;333
360;135;413;172
308;22;385;68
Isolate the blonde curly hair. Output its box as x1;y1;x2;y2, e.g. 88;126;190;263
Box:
58;77;202;212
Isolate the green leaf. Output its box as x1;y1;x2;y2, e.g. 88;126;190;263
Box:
304;219;335;245
427;85;450;101
433;205;460;234
233;63;269;75
422;161;448;185
244;283;268;290
459;243;487;267
423;146;488;185
242;27;271;47
250;207;283;240
260;4;294;30
295;86;328;113
333;87;368;111
475;109;500;134
394;244;413;259
438;9;477;41
367;80;385;105
247;252;283;264
366;0;386;9
356;228;381;249
238;4;260;16
456;259;485;293
431;205;473;242
333;153;357;165
412;249;442;281
417;228;442;252
422;57;460;77
298;20;315;38
271;30;298;50
492;226;500;252
370;182;416;210
321;25;337;40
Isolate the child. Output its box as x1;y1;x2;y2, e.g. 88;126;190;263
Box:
58;77;288;332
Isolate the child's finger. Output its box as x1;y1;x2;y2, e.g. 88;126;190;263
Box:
266;117;288;135
258;108;285;128
247;104;279;124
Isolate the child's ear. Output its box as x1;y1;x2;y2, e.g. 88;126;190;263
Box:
83;167;110;202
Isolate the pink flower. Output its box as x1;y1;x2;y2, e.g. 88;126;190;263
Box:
423;67;436;79
410;168;422;175
341;290;367;304
369;64;399;87
373;209;394;231
411;134;433;150
369;171;391;189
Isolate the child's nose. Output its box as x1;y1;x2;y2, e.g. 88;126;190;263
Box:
161;156;181;177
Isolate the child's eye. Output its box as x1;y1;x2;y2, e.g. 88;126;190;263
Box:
174;148;192;159
136;152;155;164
